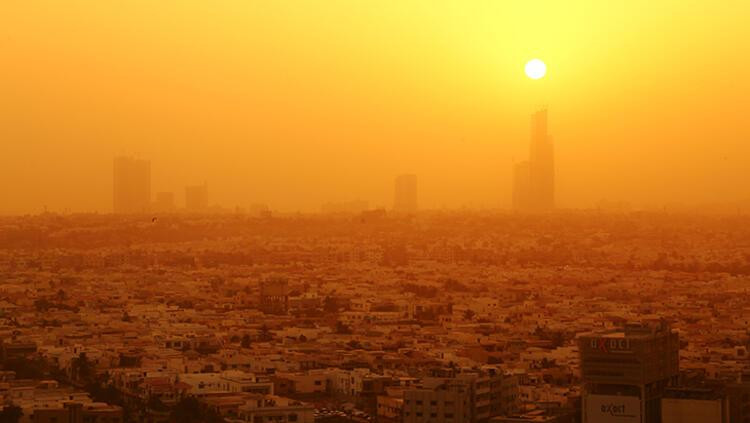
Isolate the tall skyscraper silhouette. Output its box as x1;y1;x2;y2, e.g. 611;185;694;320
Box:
512;108;555;211
113;156;151;214
393;174;418;213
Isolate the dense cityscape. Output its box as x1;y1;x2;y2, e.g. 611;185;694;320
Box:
2;106;750;423
2;209;750;423
4;2;750;423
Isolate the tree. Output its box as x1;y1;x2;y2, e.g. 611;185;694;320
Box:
259;325;273;342
147;396;169;412
463;309;476;321
0;405;23;423
335;321;352;334
323;296;338;313
72;352;94;384
240;334;251;348
170;397;224;423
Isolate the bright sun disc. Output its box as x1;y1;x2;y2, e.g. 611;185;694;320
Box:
525;59;546;79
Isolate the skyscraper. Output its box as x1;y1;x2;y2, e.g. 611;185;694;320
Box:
512;109;555;211
113;156;151;214
185;184;208;212
578;320;680;423
394;174;418;213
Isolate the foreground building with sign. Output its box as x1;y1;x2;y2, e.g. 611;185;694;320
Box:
577;320;680;423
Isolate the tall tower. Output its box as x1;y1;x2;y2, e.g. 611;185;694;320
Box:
113;156;151;214
394;174;418;213
529;108;554;210
513;109;555;211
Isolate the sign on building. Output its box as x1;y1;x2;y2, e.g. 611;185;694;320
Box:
585;394;640;423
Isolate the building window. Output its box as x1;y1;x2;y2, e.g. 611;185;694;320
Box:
289;414;298;422
445;413;454;419
416;401;423;406
430;413;437;418
416;412;423;417
314;380;322;386
430;401;437;406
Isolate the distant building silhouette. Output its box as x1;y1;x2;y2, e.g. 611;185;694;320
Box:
185;184;208;212
394;174;418;213
513;109;554;211
113;156;151;214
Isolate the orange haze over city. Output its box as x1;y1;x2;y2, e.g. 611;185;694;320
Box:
2;1;749;214
4;3;750;423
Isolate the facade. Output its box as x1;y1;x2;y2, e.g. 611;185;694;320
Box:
259;278;290;315
512;109;554;212
394;174;418;213
578;320;680;423
727;373;750;423
113;156;151;214
403;380;472;423
661;388;728;423
185;184;208;212
377;392;405;423
235;395;314;423
403;370;518;423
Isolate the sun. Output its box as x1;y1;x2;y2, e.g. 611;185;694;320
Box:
525;59;547;80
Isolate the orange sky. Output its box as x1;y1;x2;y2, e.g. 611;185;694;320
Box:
1;1;749;213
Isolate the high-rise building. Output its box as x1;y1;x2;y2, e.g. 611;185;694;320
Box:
185;184;208;212
512;109;554;211
259;277;289;315
578;320;680;423
113;156;151;214
394;174;418;213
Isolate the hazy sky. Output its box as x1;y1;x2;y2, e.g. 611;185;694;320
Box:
1;1;749;214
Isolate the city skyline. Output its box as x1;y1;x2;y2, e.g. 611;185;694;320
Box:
2;2;750;214
2;2;750;422
513;109;555;212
